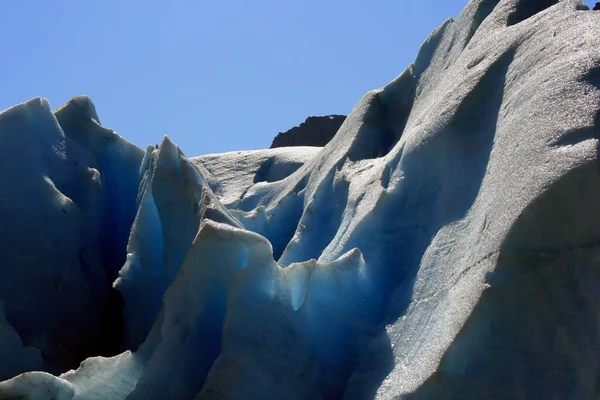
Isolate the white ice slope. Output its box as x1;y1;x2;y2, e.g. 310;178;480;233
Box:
1;0;600;399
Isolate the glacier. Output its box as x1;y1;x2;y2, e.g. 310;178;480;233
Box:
1;0;600;398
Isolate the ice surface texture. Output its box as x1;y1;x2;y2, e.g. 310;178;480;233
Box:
1;0;600;398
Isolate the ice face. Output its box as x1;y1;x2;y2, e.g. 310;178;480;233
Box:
1;0;600;399
193;147;320;208
54;96;145;281
0;304;43;382
115;136;242;350
0;372;75;400
0;98;112;374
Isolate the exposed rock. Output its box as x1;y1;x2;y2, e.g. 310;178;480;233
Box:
270;115;346;148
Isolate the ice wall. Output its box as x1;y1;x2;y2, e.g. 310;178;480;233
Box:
0;97;141;378
1;0;600;399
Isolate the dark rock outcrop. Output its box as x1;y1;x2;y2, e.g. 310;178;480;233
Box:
270;115;346;148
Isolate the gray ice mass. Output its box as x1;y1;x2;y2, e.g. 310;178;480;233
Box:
1;0;600;398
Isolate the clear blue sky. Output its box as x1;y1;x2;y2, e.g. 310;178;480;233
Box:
0;0;555;156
